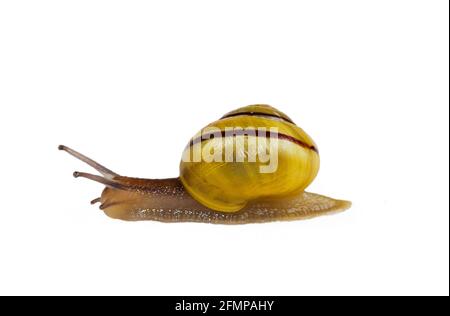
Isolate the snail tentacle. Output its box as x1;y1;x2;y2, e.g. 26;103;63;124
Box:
72;171;129;190
90;197;102;205
58;145;118;178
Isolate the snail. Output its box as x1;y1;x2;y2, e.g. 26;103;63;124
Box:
59;104;351;224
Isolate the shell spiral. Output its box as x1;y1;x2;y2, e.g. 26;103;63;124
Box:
179;104;320;212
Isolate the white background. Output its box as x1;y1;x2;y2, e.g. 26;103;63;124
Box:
0;1;448;296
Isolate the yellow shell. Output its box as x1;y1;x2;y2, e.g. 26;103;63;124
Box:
179;104;320;212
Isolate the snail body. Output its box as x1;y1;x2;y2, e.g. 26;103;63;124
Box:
59;104;350;224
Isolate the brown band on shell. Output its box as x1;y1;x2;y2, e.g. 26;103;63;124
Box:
221;111;295;125
187;129;318;154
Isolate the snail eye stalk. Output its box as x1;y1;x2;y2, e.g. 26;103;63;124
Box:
58;145;118;178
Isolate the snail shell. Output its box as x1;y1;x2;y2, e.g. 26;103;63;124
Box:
180;104;320;212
